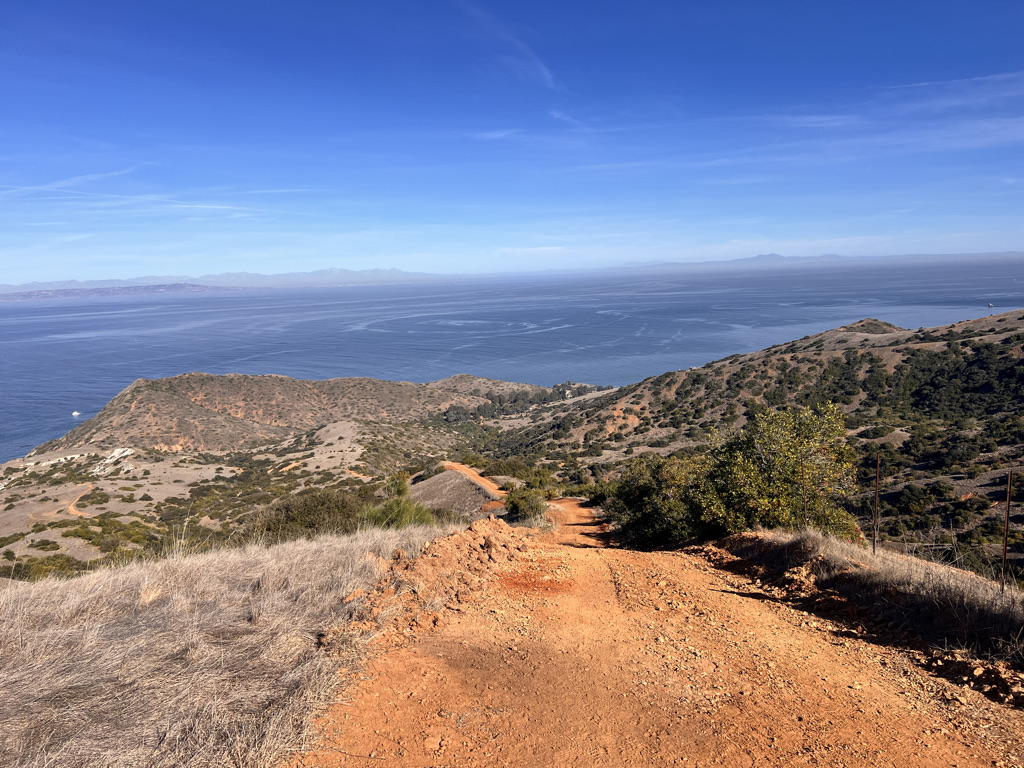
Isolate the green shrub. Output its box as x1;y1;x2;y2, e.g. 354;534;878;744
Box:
363;497;435;528
240;489;364;543
28;539;60;552
606;404;860;547
503;487;547;522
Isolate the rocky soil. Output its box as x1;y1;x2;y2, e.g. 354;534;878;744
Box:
292;501;1024;767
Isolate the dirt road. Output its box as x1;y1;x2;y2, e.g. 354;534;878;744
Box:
66;482;93;516
297;502;1024;767
442;462;507;496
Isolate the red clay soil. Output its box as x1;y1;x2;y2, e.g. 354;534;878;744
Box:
294;502;1024;767
441;462;506;497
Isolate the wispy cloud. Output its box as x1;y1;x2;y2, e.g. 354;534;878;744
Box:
569;70;1024;177
470;128;523;140
456;0;558;90
0;163;149;195
880;71;1024;116
238;188;323;195
767;114;865;128
549;110;589;131
0;177;312;222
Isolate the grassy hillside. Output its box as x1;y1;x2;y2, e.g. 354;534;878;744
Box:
0;374;588;578
35;373;513;453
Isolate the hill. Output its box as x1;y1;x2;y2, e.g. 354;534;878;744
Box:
474;310;1024;574
3;309;1024;766
483;311;1024;463
0;373;594;575
2;311;1023;581
35;373;508;453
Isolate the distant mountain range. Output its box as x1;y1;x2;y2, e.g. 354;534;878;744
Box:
0;267;436;296
3;251;1022;297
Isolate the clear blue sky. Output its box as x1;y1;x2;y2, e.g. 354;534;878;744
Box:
2;1;1023;282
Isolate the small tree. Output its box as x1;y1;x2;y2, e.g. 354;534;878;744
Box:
704;403;859;538
605;452;717;547
367;474;435;528
605;403;860;546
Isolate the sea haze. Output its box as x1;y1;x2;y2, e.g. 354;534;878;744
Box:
2;259;1022;462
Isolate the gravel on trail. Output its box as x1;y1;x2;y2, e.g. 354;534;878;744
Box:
294;500;1024;767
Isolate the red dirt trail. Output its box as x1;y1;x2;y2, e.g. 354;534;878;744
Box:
441;462;506;496
295;502;1024;767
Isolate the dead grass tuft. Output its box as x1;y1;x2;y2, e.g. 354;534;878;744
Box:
0;525;450;768
723;529;1024;665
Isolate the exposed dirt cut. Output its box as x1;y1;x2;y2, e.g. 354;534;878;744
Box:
294;503;1024;767
408;470;500;519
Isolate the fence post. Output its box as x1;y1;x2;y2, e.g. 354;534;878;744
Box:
873;455;880;556
801;457;808;527
1002;469;1013;594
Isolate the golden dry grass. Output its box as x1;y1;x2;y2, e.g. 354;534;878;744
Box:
725;529;1024;665
0;525;451;768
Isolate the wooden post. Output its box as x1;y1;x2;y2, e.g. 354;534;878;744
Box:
873;455;880;556
1002;469;1013;594
802;457;807;527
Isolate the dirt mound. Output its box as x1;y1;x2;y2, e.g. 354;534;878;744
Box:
408;470;501;519
318;518;532;657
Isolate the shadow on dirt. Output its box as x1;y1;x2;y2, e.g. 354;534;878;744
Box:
696;544;1024;710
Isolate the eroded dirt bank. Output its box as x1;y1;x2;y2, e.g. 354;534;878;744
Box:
295;503;1024;767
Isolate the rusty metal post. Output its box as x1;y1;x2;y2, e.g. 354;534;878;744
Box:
873;455;880;556
1003;469;1013;594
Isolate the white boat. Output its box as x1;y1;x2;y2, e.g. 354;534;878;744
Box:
72;411;81;416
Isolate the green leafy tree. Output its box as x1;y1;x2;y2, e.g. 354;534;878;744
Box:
606;403;859;546
605;452;717;547
705;403;858;537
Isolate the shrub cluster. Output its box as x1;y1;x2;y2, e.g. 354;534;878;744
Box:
503;487;547;522
239;477;439;545
605;404;860;547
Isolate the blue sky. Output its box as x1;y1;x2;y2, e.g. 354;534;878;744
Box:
2;1;1023;282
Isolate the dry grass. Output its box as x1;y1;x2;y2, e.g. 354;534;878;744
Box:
0;525;451;768
723;530;1024;665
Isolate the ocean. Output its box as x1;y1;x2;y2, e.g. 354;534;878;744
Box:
2;258;1022;462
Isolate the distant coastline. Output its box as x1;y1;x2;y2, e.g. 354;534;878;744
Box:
0;283;242;302
3;251;1022;299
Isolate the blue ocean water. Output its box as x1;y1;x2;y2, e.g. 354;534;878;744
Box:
2;260;1022;462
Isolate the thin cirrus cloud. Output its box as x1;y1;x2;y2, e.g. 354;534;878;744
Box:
455;0;558;91
549;110;590;131
569;70;1024;177
0;163;149;195
766;114;866;129
471;128;524;140
4;179;309;223
883;71;1024;114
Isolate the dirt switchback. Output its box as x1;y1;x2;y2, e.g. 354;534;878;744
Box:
296;503;1024;767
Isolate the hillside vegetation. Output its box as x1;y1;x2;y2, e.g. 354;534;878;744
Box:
478;310;1024;577
1;311;1022;583
2;309;1024;767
